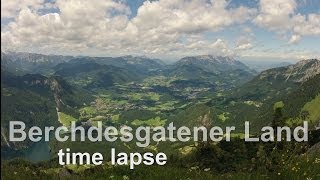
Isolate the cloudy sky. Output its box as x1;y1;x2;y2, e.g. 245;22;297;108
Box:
1;0;320;61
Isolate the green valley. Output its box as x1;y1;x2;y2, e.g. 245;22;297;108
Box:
1;51;319;179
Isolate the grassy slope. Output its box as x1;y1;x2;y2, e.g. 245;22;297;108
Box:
302;94;320;124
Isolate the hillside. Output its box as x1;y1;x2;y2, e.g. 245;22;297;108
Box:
232;59;320;101
94;55;166;75
212;59;320;130
169;55;256;89
1;70;93;153
54;58;143;89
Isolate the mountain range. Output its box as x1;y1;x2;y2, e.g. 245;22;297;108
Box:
1;51;319;155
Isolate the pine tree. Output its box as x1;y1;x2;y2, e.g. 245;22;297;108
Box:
272;107;285;130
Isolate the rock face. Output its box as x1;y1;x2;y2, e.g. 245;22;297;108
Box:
259;59;320;83
291;59;320;82
1;51;74;74
308;142;320;155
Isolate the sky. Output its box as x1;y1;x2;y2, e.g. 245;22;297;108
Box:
1;0;320;61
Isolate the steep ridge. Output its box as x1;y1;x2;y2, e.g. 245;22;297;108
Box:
214;59;320;131
1;51;74;75
232;59;320;101
1;71;93;152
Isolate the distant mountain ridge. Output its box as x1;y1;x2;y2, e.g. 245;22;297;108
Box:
2;52;257;89
258;59;320;83
168;55;256;88
93;55;166;75
241;60;293;72
53;58;142;89
1;51;166;76
1;51;74;75
232;59;320;101
175;55;253;72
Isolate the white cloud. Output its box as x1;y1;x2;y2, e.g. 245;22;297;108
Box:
1;0;254;58
1;0;319;59
1;0;46;18
236;42;253;50
235;27;254;50
182;36;235;56
254;0;320;43
288;34;301;44
132;0;255;34
291;13;320;36
254;0;296;31
1;0;131;53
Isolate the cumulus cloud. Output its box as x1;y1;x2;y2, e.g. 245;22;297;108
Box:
1;0;46;18
2;0;131;52
132;0;255;34
1;0;319;59
234;27;255;51
235;27;254;50
291;13;320;36
254;0;296;31
254;0;320;43
1;0;254;57
235;41;253;50
182;36;235;56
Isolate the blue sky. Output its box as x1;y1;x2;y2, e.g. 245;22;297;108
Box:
1;0;320;61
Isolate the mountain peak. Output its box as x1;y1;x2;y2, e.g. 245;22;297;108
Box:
294;59;319;67
181;55;237;63
176;55;251;73
259;58;320;83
